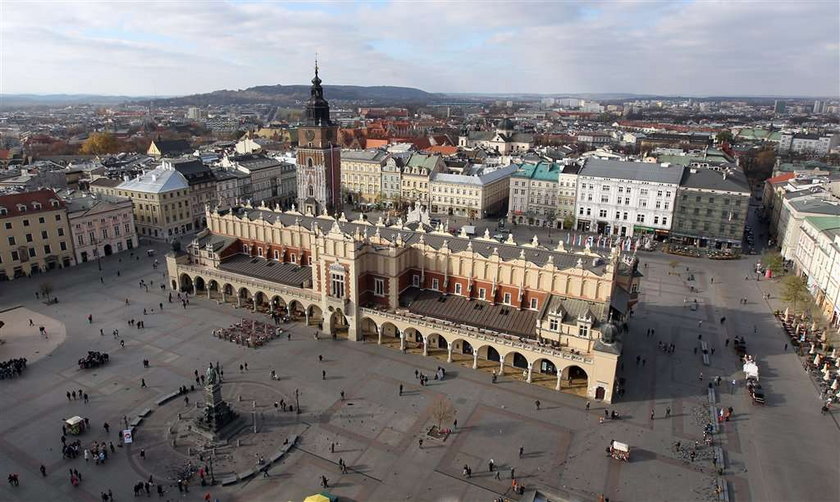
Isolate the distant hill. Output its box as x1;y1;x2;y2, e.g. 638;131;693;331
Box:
0;94;154;108
157;84;441;106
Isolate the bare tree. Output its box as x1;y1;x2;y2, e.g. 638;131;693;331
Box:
431;397;456;430
39;282;53;302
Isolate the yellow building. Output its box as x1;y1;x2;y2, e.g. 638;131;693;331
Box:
93;164;193;240
400;153;444;205
0;189;75;280
167;205;640;403
340;149;388;203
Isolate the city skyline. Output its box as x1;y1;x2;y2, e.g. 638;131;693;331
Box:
1;0;838;98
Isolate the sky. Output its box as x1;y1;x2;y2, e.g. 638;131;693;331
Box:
1;0;838;97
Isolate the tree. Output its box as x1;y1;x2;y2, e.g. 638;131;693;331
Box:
79;133;120;155
39;282;53;302
780;275;810;314
430;397;456;430
762;251;784;275
562;215;575;230
715;130;734;144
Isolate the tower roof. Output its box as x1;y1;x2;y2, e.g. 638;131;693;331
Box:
304;60;332;127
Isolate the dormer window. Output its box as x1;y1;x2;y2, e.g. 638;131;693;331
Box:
32;202;42;210
0;207;6;216
17;204;26;212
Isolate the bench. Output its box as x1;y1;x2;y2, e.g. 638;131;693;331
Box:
129;417;143;428
138;408;152;418
220;476;238;486
237;469;255;481
156;391;180;406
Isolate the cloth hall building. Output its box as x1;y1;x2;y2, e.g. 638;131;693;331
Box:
167;203;640;403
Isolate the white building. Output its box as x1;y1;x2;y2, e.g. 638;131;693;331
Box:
777;132;840;156
429;164;516;219
575;159;683;237
793;216;840;327
65;193;138;263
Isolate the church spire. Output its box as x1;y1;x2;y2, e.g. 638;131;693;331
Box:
305;57;331;126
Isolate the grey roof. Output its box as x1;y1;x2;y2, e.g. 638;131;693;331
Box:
169;159;215;185
341;149;388;163
118;165;189;193
219;254;312;288
787;198;840;216
679;167;751;194
232;154;281;171
431;164;516;186
195;231;237;253
580;158;685;185
545;295;607;327
400;287;537;338
227;207;610;274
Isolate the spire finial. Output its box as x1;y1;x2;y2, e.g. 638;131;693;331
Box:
315;52;319;77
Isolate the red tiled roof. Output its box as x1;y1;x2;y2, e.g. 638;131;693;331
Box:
365;139;388;148
0;189;66;219
766;172;796;185
423;145;458;156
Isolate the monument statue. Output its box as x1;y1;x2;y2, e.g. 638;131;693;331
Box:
206;363;218;385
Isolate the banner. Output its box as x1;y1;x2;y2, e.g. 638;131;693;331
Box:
122;429;133;444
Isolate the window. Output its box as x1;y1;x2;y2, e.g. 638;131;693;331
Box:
636;214;645;223
655;201;661;209
25;234;33;243
657;190;662;197
257;247;263;257
102;228;108;239
57;228;64;237
549;318;559;331
60;241;67;251
503;292;512;305
3;222;10;229
654;216;659;225
454;282;462;295
623;212;628;220
599;209;607;218
77;235;84;246
479;288;486;300
530;298;538;309
640;189;648;196
28;247;36;258
23;219;29;227
579;324;589;338
586;208;591;216
38;217;45;224
374;278;385;296
662;217;667;226
43;245;51;254
11;250;19;261
432;278;439;290
330;269;345;298
600;195;609;203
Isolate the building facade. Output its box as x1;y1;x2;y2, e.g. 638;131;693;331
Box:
65;193;138;263
167;205;640;403
508;161;572;228
0;189;75;280
296;65;341;215
671;165;751;249
170;159;217;230
777;132;840;156
94;164;193;239
793;216;840;328
400;153;444;206
576;159;683;238
380;156;403;204
429;164;516;218
340;150;388;204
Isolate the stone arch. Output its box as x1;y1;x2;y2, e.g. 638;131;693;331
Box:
237;286;250;299
478;345;501;362
207;280;220;300
360;317;379;342
503;350;529;369
179;273;193;293
329;308;349;337
253;291;268;311
560;364;589;396
403;327;423;343
223;283;234;297
289;300;305;320
531;357;558;386
270;295;286;312
427;333;448;350
308;304;323;327
193;276;206;292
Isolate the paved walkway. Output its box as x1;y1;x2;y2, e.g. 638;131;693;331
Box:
0;238;837;501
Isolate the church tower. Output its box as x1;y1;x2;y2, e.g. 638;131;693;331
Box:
296;61;341;216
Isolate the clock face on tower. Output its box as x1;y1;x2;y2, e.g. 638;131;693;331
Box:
304;129;315;141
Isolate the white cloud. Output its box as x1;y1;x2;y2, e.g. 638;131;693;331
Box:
0;0;837;96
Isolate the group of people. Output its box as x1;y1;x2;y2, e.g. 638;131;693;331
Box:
0;357;27;379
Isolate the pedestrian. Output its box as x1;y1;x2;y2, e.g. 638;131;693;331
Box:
104;422;109;433
340;390;345;401
784;343;788;351
585;401;590;410
494;470;501;480
140;448;145;460
100;328;104;336
510;467;515;479
414;369;419;379
88;314;93;323
489;459;495;471
319;354;323;362
399;384;403;396
699;372;703;382
642;358;646;367
141;378;147;388
518;446;524;458
239;364;244;373
725;338;729;347
666;407;671;417
535;400;541;411
650;409;655;420
40;465;46;477
604;409;609;418
244;362;248;371
322;370;326;380
698;320;703;328
120;339;125;349
418;438;423;449
330;442;335;453
453;419;457;429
